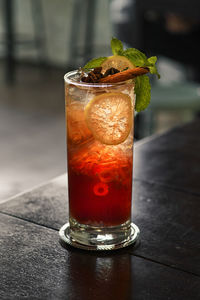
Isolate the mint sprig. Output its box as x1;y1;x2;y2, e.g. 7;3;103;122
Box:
122;49;160;79
111;37;123;55
83;37;160;112
135;75;151;112
123;48;147;67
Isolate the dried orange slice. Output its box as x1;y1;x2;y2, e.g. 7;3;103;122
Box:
67;101;93;144
101;55;135;73
85;92;133;145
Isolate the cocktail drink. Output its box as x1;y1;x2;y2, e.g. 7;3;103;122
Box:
65;71;136;249
59;38;159;250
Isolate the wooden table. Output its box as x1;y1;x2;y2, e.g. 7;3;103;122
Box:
1;120;200;300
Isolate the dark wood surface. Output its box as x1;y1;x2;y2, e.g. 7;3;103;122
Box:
1;120;200;299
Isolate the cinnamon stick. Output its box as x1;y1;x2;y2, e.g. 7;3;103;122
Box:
99;67;149;83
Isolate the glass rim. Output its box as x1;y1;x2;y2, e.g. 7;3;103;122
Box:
64;70;133;88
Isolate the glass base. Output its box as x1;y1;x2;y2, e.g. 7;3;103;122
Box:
59;221;140;251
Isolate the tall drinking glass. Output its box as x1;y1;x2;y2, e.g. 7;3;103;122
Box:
59;70;140;250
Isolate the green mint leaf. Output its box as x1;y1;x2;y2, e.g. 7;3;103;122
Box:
123;48;147;67
122;51;160;78
146;56;160;78
148;65;160;79
147;56;157;64
111;37;124;55
84;57;107;69
135;75;151;112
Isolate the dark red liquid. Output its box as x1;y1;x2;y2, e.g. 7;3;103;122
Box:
68;158;133;226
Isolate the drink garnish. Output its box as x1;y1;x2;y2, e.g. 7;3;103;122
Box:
83;37;160;112
99;67;149;83
81;66;121;83
101;55;135;73
85;92;133;145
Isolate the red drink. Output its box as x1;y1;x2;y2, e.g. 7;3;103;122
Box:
68;144;133;226
62;70;139;250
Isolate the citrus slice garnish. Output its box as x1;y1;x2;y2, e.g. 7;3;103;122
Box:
67;101;93;144
101;55;135;73
85;92;133;145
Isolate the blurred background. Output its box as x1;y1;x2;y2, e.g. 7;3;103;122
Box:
0;0;200;202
